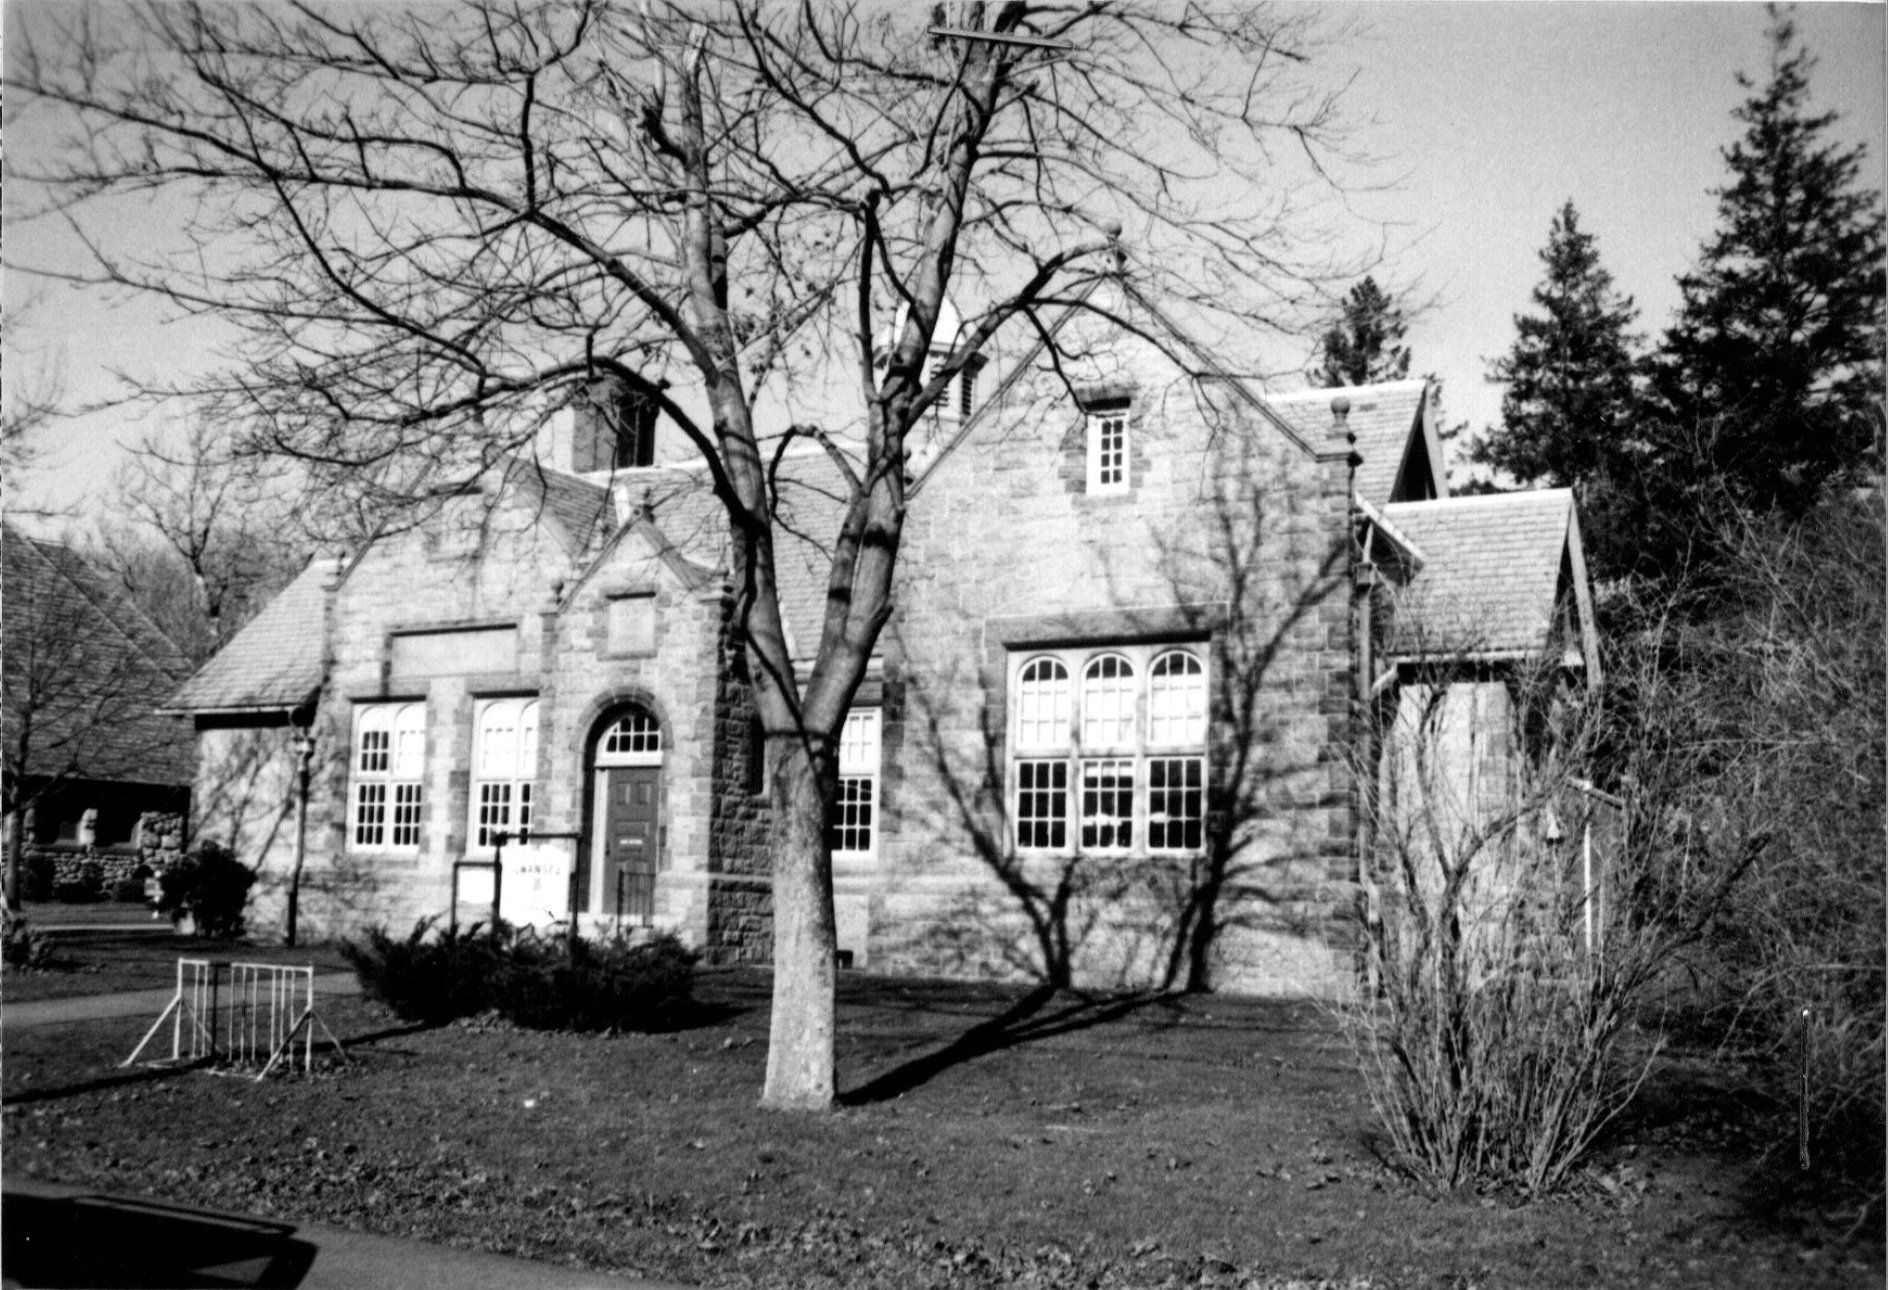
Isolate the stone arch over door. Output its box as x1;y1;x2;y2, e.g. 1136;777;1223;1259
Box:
581;699;668;923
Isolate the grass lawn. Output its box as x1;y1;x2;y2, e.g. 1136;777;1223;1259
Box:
3;964;1880;1289
4;905;351;1003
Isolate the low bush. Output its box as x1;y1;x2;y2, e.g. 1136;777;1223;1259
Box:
341;918;504;1025
21;853;56;903
342;920;697;1032
110;877;148;904
54;860;106;904
2;911;57;971
494;930;698;1032
156;842;255;937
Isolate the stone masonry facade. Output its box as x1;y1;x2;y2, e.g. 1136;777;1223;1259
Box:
174;302;1600;1001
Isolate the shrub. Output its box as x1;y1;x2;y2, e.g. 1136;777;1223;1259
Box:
21;852;55;903
341;920;698;1032
156;841;256;938
2;911;57;971
494;930;698;1032
110;877;148;904
341;918;504;1025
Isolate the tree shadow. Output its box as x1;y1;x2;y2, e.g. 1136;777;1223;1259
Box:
839;983;1167;1105
891;410;1352;994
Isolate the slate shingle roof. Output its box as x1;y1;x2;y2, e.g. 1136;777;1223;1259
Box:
3;525;196;787
510;463;614;555
1379;490;1578;659
165;557;339;714
1267;379;1432;505
610;450;851;660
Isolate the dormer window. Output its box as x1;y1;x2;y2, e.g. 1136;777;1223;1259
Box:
1086;398;1131;494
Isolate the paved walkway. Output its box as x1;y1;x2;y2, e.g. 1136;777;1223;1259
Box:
3;974;362;1030
4;1174;687;1289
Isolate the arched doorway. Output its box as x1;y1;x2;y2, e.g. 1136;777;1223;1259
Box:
587;706;664;923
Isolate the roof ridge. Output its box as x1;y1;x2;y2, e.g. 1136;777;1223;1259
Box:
1383;487;1573;513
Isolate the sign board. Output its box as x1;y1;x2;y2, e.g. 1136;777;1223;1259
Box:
498;840;574;930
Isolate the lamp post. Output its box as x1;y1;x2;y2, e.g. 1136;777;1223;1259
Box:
284;725;317;947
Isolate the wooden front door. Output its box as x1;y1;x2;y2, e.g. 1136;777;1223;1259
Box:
600;766;660;921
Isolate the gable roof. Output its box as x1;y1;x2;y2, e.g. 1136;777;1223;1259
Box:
165;556;341;715
572;449;849;662
1267;379;1444;505
508;462;615;556
3;525;196;787
1379;489;1597;675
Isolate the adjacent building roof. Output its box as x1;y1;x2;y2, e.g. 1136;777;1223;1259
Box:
2;525;197;787
1380;489;1597;674
165;556;341;714
1267;379;1442;505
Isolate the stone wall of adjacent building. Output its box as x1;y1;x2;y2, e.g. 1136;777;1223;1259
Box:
868;337;1363;997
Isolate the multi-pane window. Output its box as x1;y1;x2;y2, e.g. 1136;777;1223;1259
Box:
352;703;425;850
828;708;881;856
1010;646;1208;854
1086;401;1130;494
601;712;662;757
471;698;538;849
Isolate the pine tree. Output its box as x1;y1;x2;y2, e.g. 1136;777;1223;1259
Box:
1309;276;1412;387
1475;201;1642;490
1654;7;1886;515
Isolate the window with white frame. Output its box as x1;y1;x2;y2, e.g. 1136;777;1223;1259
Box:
1085;400;1130;494
828;708;881;856
352;703;426;851
1010;645;1208;854
471;698;538;849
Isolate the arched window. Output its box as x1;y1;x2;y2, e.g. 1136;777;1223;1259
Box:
1015;657;1070;748
1148;651;1207;745
472;699;538;849
1081;654;1136;747
600;711;662;758
1009;644;1208;855
352;702;425;851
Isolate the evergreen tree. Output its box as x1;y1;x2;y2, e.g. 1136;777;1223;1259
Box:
1310;276;1412;387
1654;7;1886;516
1475;201;1642;490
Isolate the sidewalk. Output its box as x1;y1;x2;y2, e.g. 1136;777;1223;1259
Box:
3;974;362;1030
4;1174;689;1289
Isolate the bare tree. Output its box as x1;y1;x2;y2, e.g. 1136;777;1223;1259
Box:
9;0;1366;1109
2;527;193;911
97;420;305;663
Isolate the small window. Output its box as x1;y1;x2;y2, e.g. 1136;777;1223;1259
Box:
1085;399;1130;494
471;698;538;850
1148;651;1207;745
829;708;881;856
1079;759;1135;851
352;703;425;851
1081;654;1136;747
1015;657;1071;748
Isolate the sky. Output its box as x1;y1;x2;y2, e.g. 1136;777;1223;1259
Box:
4;1;1884;525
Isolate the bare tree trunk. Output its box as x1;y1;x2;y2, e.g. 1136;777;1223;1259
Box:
762;748;837;1110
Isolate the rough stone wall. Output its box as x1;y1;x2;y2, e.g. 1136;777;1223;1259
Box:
703;593;774;963
36;810;185;888
872;330;1362;997
541;530;735;949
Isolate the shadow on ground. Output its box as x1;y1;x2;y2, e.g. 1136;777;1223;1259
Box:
3;1190;317;1288
840;984;1170;1105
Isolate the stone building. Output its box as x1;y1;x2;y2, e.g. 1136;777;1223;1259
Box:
167;296;1597;995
